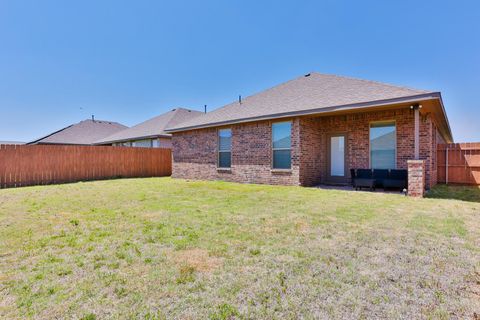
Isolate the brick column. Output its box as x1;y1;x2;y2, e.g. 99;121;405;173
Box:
407;160;425;197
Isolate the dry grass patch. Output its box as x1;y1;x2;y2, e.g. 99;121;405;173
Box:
171;248;223;273
294;220;310;234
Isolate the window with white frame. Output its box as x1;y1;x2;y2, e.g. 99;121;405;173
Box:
218;128;232;168
272;121;292;169
370;121;396;169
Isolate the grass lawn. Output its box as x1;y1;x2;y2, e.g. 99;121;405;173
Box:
0;178;479;319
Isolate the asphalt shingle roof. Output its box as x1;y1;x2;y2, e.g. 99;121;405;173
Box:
166;72;436;132
29;119;127;145
95;108;204;144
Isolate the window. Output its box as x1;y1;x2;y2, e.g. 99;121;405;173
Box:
218;128;232;168
272;121;292;169
370;122;396;169
132;139;153;148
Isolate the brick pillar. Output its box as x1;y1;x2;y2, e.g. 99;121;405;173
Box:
407;160;425;197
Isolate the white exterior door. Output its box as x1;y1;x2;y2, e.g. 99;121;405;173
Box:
328;134;347;183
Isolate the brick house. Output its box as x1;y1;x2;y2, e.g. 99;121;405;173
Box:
95;108;204;148
28;118;127;145
166;73;453;189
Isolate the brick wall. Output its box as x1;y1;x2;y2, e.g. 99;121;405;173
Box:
407;160;425;197
172;107;440;188
172;119;301;185
299;117;323;186
419;115;433;189
417;114;445;189
298;108;416;186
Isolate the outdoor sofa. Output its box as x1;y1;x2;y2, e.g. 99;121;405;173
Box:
350;168;407;191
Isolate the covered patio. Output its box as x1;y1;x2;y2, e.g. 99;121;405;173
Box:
297;98;446;196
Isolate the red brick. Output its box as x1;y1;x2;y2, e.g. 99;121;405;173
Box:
408;160;426;197
172;108;442;188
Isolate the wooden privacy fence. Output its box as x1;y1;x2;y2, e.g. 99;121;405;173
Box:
437;143;480;185
0;144;171;188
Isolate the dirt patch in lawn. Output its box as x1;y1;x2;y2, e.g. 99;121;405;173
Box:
172;248;223;272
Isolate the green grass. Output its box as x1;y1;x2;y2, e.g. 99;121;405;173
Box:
427;184;480;203
0;178;479;319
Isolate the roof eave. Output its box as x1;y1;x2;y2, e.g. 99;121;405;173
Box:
434;92;454;143
165;93;443;133
31;142;93;146
93;133;172;145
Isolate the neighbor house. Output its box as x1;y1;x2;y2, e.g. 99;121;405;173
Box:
95;108;204;148
0;141;24;145
28;118;127;145
165;72;452;189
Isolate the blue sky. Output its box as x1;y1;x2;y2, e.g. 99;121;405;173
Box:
0;0;479;142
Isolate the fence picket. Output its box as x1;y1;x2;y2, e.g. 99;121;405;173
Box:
437;143;480;185
0;145;171;189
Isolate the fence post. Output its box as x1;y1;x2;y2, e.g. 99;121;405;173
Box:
445;146;448;185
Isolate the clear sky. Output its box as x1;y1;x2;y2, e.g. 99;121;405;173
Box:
0;0;479;142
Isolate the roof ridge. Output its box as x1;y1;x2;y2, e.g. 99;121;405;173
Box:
81;119;125;125
200;72;430;116
164;107;203;128
205;73;310;112
94;107;205;144
29;119;127;144
163;108;183;128
311;72;432;93
242;73;307;101
28;123;75;144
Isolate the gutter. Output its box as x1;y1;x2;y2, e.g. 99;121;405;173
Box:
93;134;172;145
165;93;444;133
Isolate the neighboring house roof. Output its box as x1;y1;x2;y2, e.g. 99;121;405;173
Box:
165;72;451;142
95;108;204;145
0;141;24;145
371;131;395;150
28;119;128;145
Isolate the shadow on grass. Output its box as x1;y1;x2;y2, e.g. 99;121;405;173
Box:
427;184;480;203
